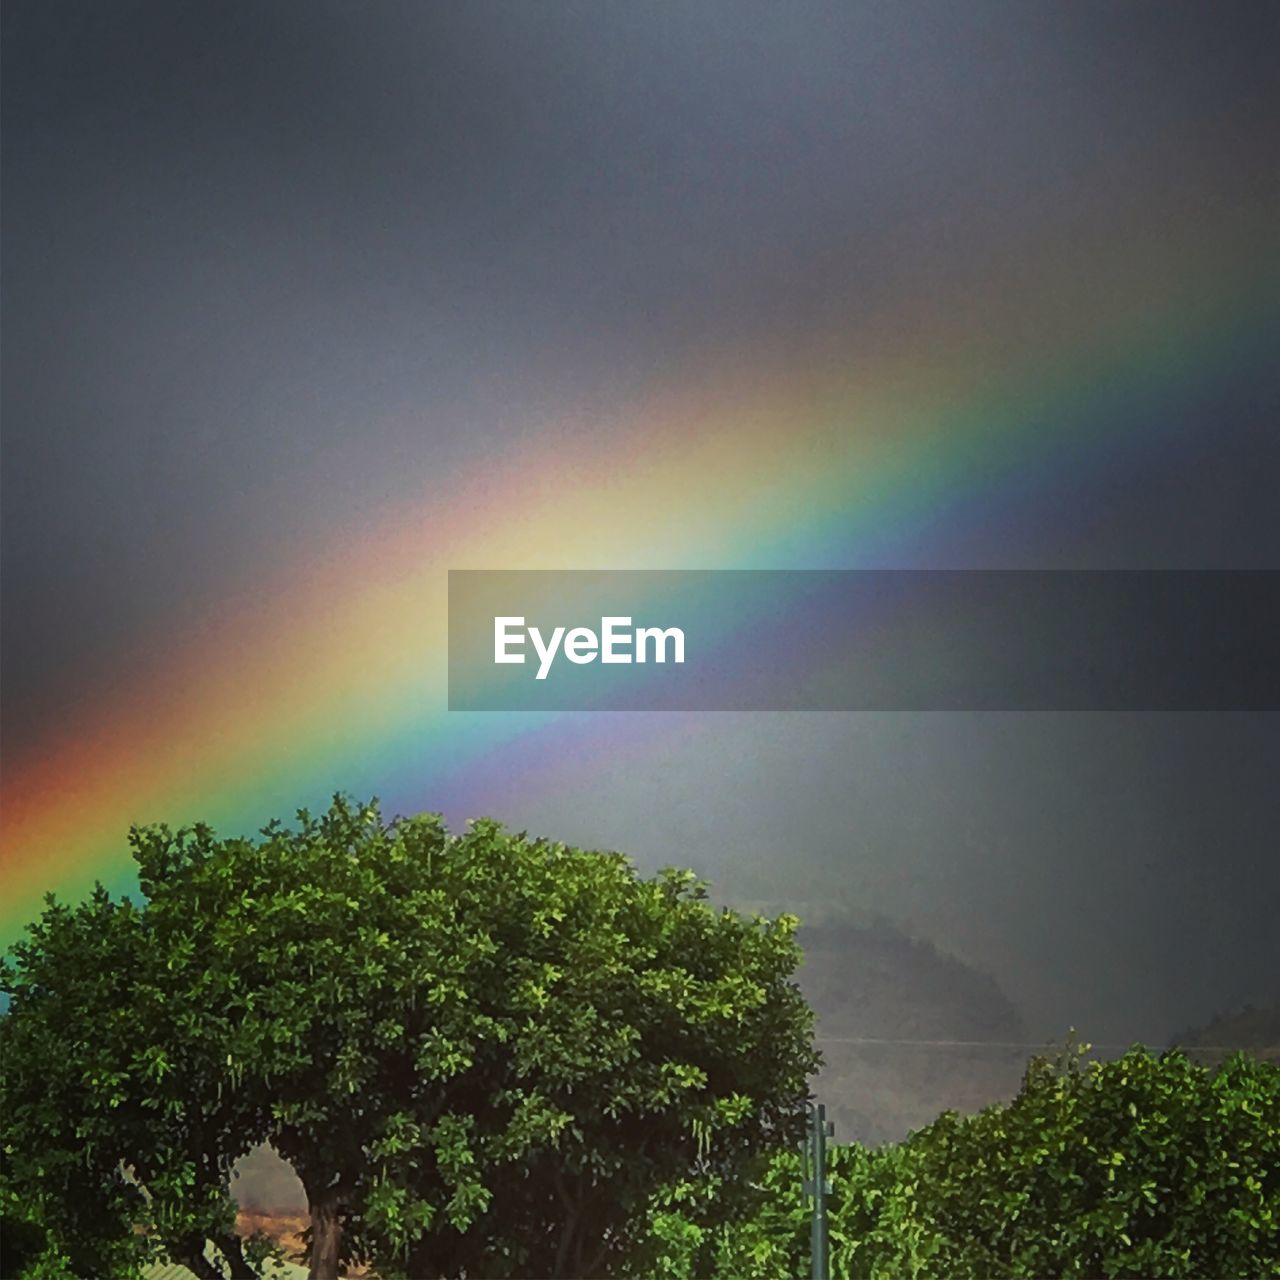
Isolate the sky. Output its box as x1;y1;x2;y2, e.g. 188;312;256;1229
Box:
2;1;1278;1046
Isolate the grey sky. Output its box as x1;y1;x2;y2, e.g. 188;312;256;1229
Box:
3;2;1277;1046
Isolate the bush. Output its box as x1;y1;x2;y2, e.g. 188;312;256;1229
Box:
636;1044;1280;1278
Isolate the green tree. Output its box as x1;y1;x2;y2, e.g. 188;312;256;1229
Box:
367;850;817;1279
855;1043;1280;1278
3;797;818;1280
0;888;270;1280
639;1040;1280;1278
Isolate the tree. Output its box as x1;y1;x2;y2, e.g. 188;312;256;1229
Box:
0;888;270;1280
860;1042;1280;1278
3;797;818;1279
638;1039;1280;1278
365;849;818;1278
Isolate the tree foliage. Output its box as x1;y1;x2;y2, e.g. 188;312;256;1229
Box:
12;796;1270;1279
850;1044;1279;1278
640;1041;1280;1278
0;885;271;1280
2;797;817;1279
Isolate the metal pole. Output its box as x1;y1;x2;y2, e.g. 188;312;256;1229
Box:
804;1101;832;1280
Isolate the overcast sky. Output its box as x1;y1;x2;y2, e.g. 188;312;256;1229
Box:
3;1;1277;1044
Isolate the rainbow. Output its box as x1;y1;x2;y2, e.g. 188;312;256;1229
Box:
1;199;1274;947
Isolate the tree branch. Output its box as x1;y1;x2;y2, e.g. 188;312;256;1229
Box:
174;1236;225;1280
212;1229;258;1280
551;1168;581;1278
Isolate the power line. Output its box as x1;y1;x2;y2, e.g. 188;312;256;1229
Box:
813;1035;1260;1052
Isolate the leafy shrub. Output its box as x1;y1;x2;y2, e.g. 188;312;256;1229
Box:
635;1044;1280;1278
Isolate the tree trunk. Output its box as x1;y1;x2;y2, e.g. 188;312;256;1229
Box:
213;1230;258;1280
307;1189;344;1280
175;1237;225;1280
553;1202;580;1278
551;1168;581;1279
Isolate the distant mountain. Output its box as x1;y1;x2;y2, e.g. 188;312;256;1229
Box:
1171;999;1280;1066
788;909;1031;1146
721;890;1035;1145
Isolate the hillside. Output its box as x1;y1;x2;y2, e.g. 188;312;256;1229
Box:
1172;999;1280;1066
793;913;1030;1146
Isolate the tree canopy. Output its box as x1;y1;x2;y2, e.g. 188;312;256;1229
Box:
1;797;817;1279
0;882;273;1280
10;797;1273;1279
639;1040;1280;1278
